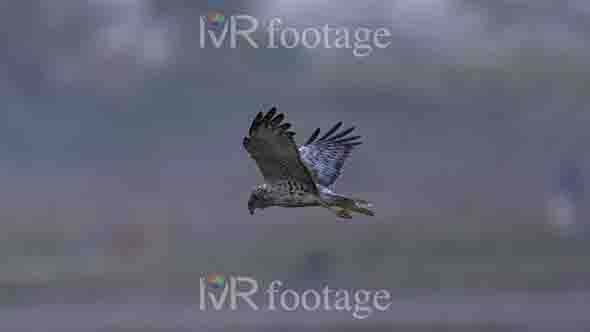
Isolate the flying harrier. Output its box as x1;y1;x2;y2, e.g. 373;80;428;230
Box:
243;107;374;219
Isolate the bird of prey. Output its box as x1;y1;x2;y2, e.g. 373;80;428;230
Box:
243;107;374;219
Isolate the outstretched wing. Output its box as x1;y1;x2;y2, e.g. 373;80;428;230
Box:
243;107;318;194
298;122;362;188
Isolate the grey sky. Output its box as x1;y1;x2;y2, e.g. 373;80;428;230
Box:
0;1;588;237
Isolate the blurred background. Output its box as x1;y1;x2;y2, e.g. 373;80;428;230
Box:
1;1;589;331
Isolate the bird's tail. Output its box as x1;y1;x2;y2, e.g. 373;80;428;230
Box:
323;193;375;218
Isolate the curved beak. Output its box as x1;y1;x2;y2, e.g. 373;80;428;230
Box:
248;196;256;215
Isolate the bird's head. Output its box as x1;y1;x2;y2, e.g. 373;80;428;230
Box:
248;185;271;215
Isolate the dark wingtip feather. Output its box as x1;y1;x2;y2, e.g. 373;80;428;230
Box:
262;107;277;125
329;126;355;141
279;123;291;132
249;112;264;135
319;122;342;141
305;128;321;145
333;135;362;144
271;113;284;127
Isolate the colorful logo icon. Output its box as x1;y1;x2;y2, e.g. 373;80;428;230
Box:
206;12;226;30
207;273;226;289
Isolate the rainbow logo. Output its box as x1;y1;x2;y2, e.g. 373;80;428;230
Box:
206;12;226;30
207;273;226;289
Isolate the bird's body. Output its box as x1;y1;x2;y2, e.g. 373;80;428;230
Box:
243;107;374;219
253;182;320;208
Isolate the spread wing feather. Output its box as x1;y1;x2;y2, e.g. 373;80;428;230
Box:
243;107;318;194
299;122;362;188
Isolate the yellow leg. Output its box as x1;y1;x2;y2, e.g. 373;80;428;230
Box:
319;200;352;220
336;209;353;219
